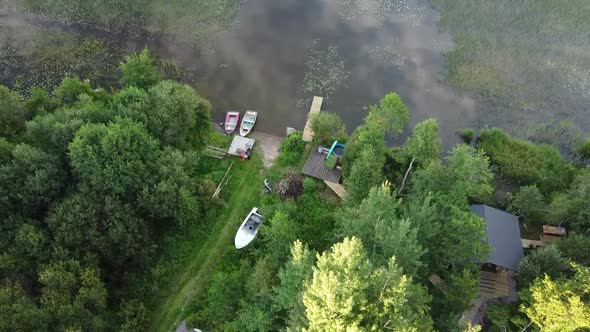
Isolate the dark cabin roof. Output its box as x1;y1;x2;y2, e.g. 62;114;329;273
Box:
470;205;524;271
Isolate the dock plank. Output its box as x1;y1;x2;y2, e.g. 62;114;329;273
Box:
324;180;347;199
302;96;323;142
302;145;341;183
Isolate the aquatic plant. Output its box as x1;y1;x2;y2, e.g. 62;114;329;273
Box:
303;40;350;100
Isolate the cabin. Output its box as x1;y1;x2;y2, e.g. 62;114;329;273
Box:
458;205;524;327
470;204;524;272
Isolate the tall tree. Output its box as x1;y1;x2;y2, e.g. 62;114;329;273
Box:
549;168;590;233
274;240;316;330
338;184;424;276
132;80;212;150
68;118;160;198
53;77;94;105
345;146;385;204
119;48;162;89
0;86;29;138
509;185;545;222
39;260;108;331
0;279;48;331
302;237;433;331
520;264;590;332
518;245;570;287
404;118;442;167
365;92;409;136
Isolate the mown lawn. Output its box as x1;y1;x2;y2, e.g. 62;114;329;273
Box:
150;153;264;331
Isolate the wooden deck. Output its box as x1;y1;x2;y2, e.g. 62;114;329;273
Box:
428;273;449;294
522;238;545;248
479;270;510;299
302;96;323;142
324;180;347;199
302;145;341;183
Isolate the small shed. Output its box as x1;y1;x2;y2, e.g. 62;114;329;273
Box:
227;136;255;157
470;205;524;271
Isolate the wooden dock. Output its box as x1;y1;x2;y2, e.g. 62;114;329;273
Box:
302;96;323;142
302;145;341;183
324;180;347;199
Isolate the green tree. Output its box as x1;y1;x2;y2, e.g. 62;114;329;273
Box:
518;245;570;287
404;118;442;167
25;86;59;116
557;233;590;266
345;146;385;203
40;260;108;331
549;168;590;232
116;299;150;332
0;279;48;331
577;138;590;160
274;240;316;330
54;76;94;105
0;85;28;138
68;119;160;198
302;237;433;331
0;143;64;219
509;185;545;222
309;112;347;145
338;184;424;276
132;80;212;150
119;48;161;89
47;193;150;270
520;264;590;332
112;86;150;116
365;92;409;136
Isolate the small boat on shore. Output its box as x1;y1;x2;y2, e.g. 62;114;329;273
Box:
239;111;258;136
225;112;240;134
235;207;263;249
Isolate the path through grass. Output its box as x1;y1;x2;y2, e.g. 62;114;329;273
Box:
150;155;263;331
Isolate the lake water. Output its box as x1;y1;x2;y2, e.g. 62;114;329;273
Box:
131;0;475;144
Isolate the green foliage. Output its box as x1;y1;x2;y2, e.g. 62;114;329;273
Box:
302;237;433;331
520;264;590;332
117;299;150;332
557;233;590;266
338;184;424;276
365;92;410;136
54;76;94;105
137;80;211;150
39;260;108;331
478;128;575;194
277;132;306;167
548;168;590;232
518;245;570;287
0;143;65;218
120;48;162;89
412;144;494;204
485;303;513;332
0;86;28;138
25;87;59;116
0;279;48;331
345;146;385;204
273;240;316;330
509;185;545;222
457;128;474;145
578;138;590;160
309;112;347;145
69;119;160;197
404;118;442;166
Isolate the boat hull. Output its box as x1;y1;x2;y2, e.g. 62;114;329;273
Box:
225;112;240;134
234;207;262;249
239;111;258;137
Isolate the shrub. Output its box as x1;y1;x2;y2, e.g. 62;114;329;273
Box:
119;48;161;89
509;185;545;222
457;128;474;144
478;128;575;194
518;245;570;287
309;112;347;145
277;132;306;167
54;77;93;104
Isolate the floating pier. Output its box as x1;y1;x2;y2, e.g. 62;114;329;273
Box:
302;96;323;142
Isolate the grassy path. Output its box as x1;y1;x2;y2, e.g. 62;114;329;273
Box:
150;158;263;331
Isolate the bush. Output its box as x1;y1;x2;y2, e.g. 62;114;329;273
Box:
119;48;162;89
478;128;575;194
518;245;570;287
309;112;347;145
509;185;545;222
277;132;306;167
54;77;93;104
457;128;474;144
